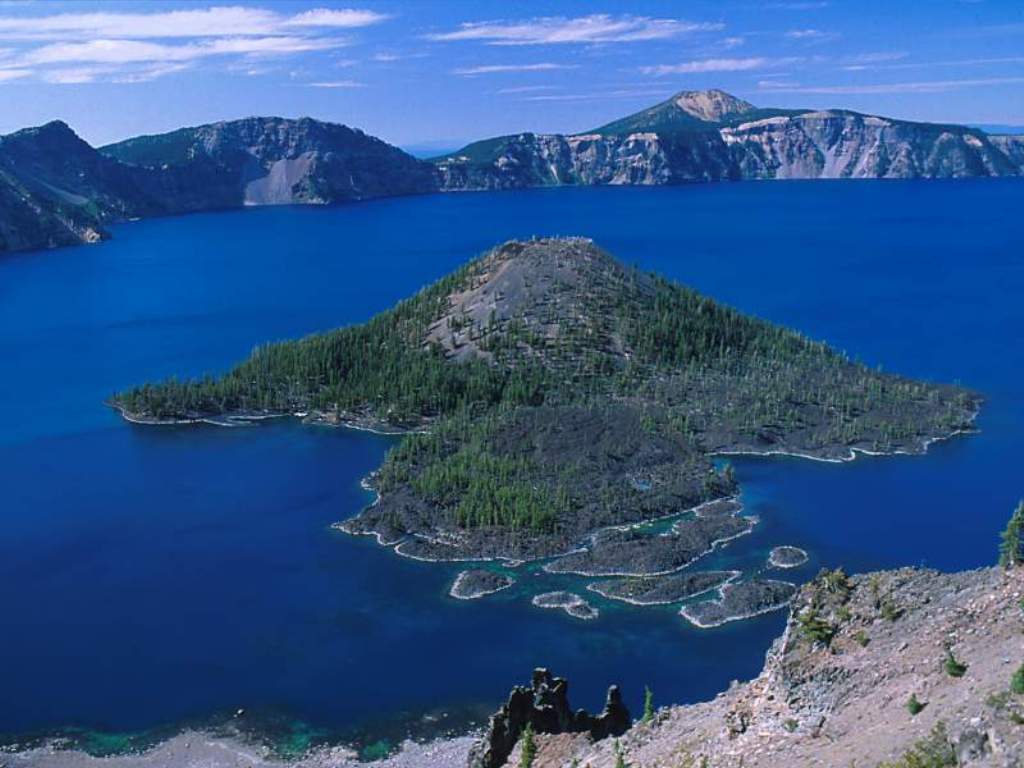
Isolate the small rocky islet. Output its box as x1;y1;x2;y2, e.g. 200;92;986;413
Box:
448;569;515;600
769;545;810;569
532;591;599;621
589;570;739;606
680;579;798;628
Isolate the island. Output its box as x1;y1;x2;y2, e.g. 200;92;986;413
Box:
449;569;515;600
769;545;810;569
680;579;798;628
588;570;739;606
112;237;979;577
532;592;599;621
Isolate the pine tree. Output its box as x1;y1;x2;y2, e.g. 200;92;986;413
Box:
999;501;1024;568
643;685;655;724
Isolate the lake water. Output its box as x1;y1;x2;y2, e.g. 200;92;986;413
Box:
1;181;1022;750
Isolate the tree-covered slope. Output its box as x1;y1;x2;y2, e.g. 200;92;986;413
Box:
114;238;979;559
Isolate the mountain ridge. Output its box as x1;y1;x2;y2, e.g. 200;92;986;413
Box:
2;90;1023;255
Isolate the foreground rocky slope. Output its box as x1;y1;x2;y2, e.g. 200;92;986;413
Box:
521;566;1024;768
12;565;1020;768
435;89;1024;189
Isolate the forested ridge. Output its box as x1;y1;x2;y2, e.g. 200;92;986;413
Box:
114;238;978;549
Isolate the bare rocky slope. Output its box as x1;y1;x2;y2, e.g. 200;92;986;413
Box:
512;565;1024;768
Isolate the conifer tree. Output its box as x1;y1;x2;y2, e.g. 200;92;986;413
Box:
999;501;1024;568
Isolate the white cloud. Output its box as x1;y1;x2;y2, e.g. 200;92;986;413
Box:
0;6;387;40
307;79;365;88
785;28;839;42
22;36;345;66
520;89;672;102
758;76;1024;94
283;9;389;29
641;57;794;75
496;85;560;94
0;5;384;83
0;66;28;81
453;62;577;75
427;15;722;45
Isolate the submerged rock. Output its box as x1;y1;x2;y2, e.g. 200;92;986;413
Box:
449;569;514;600
589;570;739;605
680;579;797;628
532;591;599;620
769;546;809;569
468;668;630;768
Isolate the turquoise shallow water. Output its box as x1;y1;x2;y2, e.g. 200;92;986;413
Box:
0;181;1021;745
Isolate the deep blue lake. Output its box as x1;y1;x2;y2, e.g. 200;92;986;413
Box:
1;181;1022;748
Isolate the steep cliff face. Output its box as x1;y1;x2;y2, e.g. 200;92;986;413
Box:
990;134;1024;170
103;117;439;207
435;130;736;190
723;111;1020;179
436;90;1024;190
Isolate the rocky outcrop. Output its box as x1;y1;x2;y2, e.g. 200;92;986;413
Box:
469;668;630;768
723;111;1020;179
529;566;1024;767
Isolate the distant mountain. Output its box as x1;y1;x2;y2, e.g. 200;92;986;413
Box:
0;121;169;252
436;89;1024;189
0;116;438;254
102;116;437;207
2;91;1023;256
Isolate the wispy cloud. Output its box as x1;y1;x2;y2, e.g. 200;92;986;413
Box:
520;88;672;102
640;57;797;75
306;79;365;88
843;55;1024;72
785;28;840;42
0;66;28;81
0;5;387;84
427;14;723;45
0;6;388;40
495;84;561;94
453;62;577;75
766;2;829;8
759;76;1024;94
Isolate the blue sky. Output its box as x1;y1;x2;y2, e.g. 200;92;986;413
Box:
0;0;1022;148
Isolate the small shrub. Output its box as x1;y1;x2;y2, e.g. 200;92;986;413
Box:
943;649;968;678
854;629;870;647
613;739;629;768
798;609;837;645
519;723;537;768
783;718;798;732
1012;664;1024;695
880;600;904;622
907;694;925;716
877;723;956;768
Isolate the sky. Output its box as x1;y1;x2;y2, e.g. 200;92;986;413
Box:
0;0;1022;148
